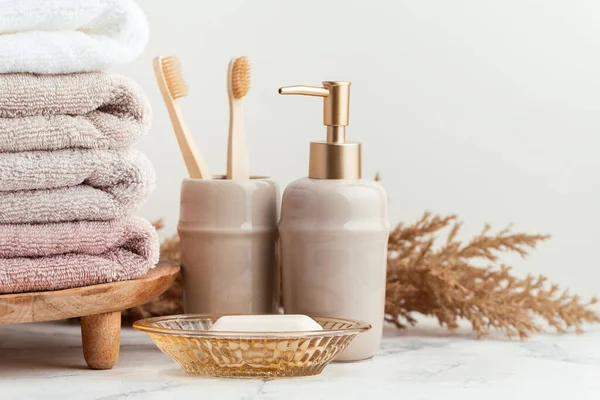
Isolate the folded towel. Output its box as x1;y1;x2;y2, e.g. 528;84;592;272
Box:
0;217;159;293
0;72;150;152
0;0;148;74
0;149;154;224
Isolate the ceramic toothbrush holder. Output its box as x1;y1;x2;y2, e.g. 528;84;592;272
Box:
178;177;279;314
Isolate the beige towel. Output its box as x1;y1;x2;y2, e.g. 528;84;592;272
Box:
0;217;159;293
0;72;150;152
0;149;154;223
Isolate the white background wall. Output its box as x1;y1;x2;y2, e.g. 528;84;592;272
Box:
116;0;600;298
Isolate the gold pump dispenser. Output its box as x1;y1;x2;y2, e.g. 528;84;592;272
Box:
279;81;361;179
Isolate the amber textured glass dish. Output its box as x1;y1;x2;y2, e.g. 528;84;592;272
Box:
133;314;370;378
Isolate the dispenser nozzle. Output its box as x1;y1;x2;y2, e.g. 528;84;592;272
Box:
278;86;329;97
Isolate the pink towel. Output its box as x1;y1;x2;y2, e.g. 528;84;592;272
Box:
0;217;159;293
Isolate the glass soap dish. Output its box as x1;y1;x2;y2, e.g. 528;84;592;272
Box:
133;314;370;378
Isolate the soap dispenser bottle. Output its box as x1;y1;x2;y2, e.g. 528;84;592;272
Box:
278;82;390;361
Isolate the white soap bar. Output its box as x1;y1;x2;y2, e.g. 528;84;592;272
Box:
209;315;323;332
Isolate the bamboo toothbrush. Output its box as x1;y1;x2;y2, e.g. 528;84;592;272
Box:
226;56;251;180
154;56;212;179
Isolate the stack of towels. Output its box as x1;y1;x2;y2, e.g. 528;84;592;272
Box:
0;0;159;294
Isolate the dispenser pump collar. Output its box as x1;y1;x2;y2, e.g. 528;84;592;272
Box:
278;81;361;180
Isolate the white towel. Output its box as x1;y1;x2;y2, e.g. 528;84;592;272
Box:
0;0;149;74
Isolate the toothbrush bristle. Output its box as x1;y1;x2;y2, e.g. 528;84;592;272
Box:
231;56;251;99
161;56;188;99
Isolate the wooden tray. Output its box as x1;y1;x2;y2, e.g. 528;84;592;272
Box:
0;262;180;369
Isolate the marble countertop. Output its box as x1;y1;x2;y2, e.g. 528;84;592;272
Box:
1;319;599;400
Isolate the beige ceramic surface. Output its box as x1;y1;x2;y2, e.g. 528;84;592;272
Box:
279;177;389;361
178;177;278;315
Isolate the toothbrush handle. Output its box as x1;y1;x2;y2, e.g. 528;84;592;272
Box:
167;101;212;180
227;98;250;180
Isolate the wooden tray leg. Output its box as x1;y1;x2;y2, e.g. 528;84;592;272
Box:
80;311;121;370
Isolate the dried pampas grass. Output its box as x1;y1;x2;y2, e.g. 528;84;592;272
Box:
123;214;599;338
385;212;599;338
